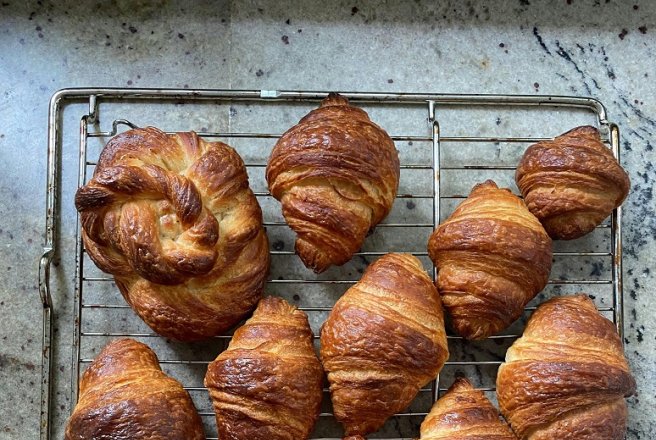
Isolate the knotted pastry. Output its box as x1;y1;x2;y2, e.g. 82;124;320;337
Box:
65;338;204;440
75;127;269;341
516;125;630;240
496;295;636;439
204;296;323;440
427;180;552;340
320;253;449;437
266;93;400;273
420;377;516;439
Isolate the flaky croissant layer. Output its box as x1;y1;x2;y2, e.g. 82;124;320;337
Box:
65;338;204;440
496;294;636;440
205;296;324;440
266;93;400;273
75;127;269;341
516;125;630;240
420;377;517;439
321;253;449;437
428;180;552;340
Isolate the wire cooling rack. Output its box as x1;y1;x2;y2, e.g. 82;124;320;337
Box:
39;88;625;439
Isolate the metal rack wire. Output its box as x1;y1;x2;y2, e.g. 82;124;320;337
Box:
40;88;624;440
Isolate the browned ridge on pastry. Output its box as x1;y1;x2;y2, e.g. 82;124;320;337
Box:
320;253;449;437
496;294;636;440
65;338;204;440
427;180;552;340
266;93;400;273
204;296;323;440
516;125;630;240
75;127;269;341
419;377;517;439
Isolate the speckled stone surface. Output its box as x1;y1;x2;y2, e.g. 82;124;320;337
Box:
1;1;654;439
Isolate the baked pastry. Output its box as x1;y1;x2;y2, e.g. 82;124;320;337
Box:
320;253;449;437
75;127;269;341
204;296;323;440
427;180;552;340
266;93;400;273
419;377;516;439
496;294;636;439
65;338;204;440
515;125;630;240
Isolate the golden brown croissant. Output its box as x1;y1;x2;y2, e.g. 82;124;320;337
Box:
427;180;552;340
65;338;204;440
75;127;269;341
266;93;400;273
419;377;517;439
516;125;630;240
320;253;449;437
204;296;323;440
496;294;636;439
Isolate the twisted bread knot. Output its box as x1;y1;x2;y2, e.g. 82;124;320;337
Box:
75;127;269;341
77;163;219;285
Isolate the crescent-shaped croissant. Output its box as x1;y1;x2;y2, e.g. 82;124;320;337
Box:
75;127;269;341
266;93;400;273
204;296;324;440
419;377;517;439
65;338;204;440
516;125;630;240
496;294;636;439
320;253;449;437
427;180;552;340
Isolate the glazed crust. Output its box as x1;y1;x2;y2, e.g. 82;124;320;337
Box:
75;127;269;341
320;253;449;437
496;295;636;439
65;338;204;440
427;180;552;340
266;93;400;273
515;125;630;240
204;296;324;440
420;377;517;439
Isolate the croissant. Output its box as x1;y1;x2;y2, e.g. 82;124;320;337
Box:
320;253;449;437
516;125;630;240
204;296;323;440
419;377;517;439
65;338;204;440
496;294;636;439
74;127;269;341
427;180;552;340
266;93;400;273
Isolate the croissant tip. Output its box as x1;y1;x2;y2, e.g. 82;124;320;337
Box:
444;377;477;396
102;337;143;351
450;315;502;340
559;125;600;139
450;376;474;389
321;92;350;107
472;179;499;191
560;293;596;308
295;239;333;273
257;295;303;317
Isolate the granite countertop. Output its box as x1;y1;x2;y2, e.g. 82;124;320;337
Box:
0;1;654;438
